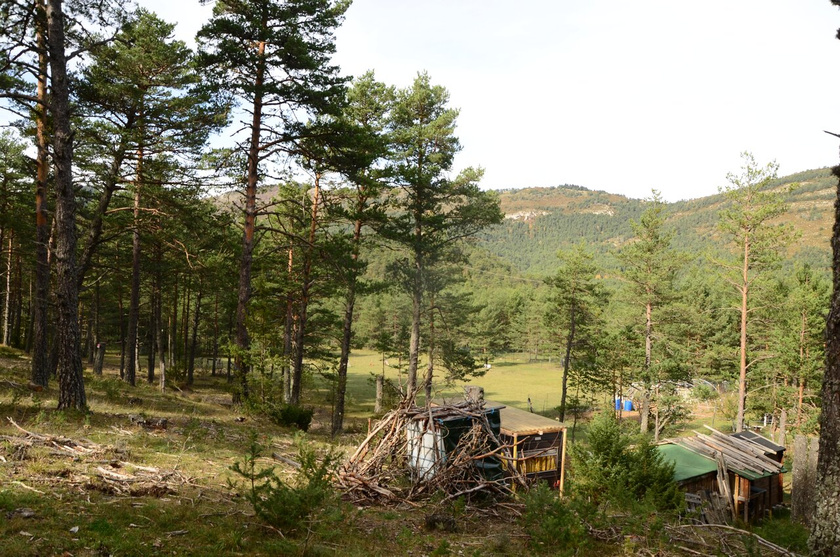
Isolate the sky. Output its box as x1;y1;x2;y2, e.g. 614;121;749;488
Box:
141;0;840;202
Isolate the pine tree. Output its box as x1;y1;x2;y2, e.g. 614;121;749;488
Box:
615;191;686;436
545;243;606;421
197;0;348;401
717;152;795;432
384;72;502;398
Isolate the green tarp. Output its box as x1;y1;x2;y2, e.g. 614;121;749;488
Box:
657;443;717;482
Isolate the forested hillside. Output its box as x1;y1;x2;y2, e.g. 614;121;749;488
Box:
480;167;835;275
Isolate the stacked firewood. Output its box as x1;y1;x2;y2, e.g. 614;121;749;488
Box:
338;397;528;505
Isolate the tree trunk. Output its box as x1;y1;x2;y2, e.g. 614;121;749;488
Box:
639;391;651;434
187;280;202;386
290;172;321;406
375;350;384;414
653;385;661;442
332;217;363;435
407;191;424;397
147;285;156;384
798;309;808;426
736;236;750;432
158;309;167;393
559;301;576;422
408;270;422;395
809;164;840;556
170;273;177;369
778;408;787;447
182;278;190;367
3;232;14;345
11;252;22;347
283;247;293;402
83;299;92;363
211;293;219;376
30;0;50;387
92;280;100;364
234;39;267;403
48;0;86;409
641;298;653;434
118;280;125;378
125;142;144;387
93;342;105;376
424;296;436;403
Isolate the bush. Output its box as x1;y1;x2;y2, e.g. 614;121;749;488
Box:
265;402;314;431
230;433;341;537
571;411;683;511
522;483;590;554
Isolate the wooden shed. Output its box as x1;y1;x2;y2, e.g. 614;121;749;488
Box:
485;401;567;490
658;427;786;522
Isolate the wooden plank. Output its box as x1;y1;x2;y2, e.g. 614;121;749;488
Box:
716;452;736;522
681;433;781;476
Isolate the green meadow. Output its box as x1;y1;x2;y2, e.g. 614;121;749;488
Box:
341;350;586;418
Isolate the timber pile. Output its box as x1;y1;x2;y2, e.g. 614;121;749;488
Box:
338;398;528;505
93;461;192;496
679;425;783;477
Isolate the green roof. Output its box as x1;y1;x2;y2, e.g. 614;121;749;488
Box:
657;444;718;482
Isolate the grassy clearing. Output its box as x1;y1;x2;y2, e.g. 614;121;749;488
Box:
340;350;602;418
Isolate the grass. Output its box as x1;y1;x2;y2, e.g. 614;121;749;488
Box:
341;350;599;418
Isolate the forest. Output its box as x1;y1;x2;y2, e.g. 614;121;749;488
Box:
2;1;840;556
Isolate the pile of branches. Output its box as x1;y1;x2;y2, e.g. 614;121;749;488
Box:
2;417;115;460
664;524;801;556
2;417;194;498
338;397;528;505
93;461;194;497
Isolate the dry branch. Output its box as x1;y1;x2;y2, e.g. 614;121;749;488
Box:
338;397;528;507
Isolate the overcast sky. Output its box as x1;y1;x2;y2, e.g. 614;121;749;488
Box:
142;0;840;202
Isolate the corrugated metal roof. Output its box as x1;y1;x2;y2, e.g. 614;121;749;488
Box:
731;431;785;454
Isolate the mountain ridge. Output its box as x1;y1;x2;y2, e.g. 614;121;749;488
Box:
479;167;835;275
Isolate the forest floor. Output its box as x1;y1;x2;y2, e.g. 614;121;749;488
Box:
0;349;538;557
0;348;809;556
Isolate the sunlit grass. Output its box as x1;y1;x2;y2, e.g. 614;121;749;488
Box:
341;349;607;419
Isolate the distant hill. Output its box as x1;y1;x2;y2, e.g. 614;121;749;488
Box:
480;168;835;276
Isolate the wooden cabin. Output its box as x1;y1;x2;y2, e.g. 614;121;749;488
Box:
485;401;567;490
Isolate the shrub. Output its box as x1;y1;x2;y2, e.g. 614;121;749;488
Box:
522;483;590;554
243;374;313;431
264;402;314;431
571;411;683;511
230;434;341;537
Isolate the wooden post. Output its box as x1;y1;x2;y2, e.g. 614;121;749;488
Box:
559;427;568;496
716;452;736;522
512;433;518;493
